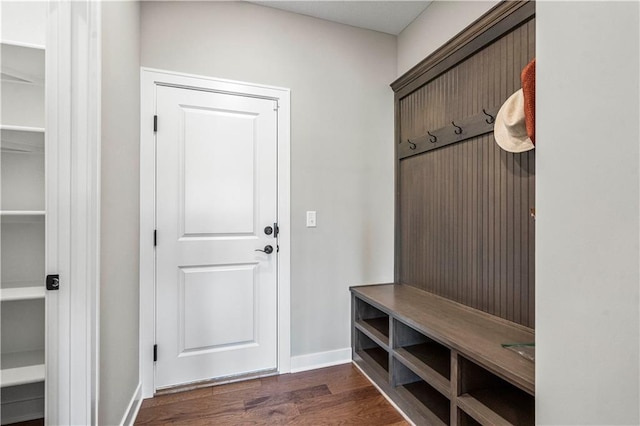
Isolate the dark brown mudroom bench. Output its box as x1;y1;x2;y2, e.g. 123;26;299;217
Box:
351;284;535;426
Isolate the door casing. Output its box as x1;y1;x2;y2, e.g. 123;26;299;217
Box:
139;68;291;398
46;1;101;424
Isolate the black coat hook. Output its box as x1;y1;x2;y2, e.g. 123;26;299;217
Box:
428;131;437;143
452;121;463;135
483;108;495;124
407;139;416;150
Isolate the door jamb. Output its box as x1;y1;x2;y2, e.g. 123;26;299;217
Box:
139;68;291;398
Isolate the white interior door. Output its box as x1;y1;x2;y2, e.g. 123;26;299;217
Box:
154;84;278;389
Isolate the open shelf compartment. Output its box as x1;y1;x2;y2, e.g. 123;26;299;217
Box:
354;297;389;345
1;126;45;154
354;328;389;380
0;350;45;387
458;408;482;426
1;299;45;389
1;43;45;86
1;220;45;286
393;357;451;426
1;143;45;211
457;356;534;426
393;318;451;395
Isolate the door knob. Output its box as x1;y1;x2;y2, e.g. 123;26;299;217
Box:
255;245;273;254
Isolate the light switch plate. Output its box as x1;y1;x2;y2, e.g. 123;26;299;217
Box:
306;211;316;227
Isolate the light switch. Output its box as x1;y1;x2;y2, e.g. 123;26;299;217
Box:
306;211;317;227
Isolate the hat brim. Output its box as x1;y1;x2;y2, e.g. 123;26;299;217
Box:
494;89;534;153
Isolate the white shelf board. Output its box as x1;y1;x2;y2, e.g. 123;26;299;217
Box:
0;211;45;223
0;350;45;387
0;125;45;133
0;40;46;51
1;43;45;85
0;210;46;216
1;127;44;153
0;286;45;302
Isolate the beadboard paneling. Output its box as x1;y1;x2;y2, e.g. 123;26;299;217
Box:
396;16;535;327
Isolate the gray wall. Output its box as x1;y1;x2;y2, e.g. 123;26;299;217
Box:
536;2;639;424
100;2;141;424
140;1;396;358
396;0;499;76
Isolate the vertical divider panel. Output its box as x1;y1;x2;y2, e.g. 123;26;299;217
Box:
450;351;459;425
388;316;395;385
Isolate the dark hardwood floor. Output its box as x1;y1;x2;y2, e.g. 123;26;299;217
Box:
135;363;408;425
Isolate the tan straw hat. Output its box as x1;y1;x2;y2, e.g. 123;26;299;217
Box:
494;89;534;153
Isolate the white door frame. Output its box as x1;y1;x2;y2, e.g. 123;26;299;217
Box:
139;68;291;398
46;1;101;424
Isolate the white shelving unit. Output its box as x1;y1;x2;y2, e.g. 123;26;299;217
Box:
1;16;47;423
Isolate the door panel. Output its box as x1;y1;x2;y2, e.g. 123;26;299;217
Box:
181;106;256;236
155;85;278;389
179;264;257;352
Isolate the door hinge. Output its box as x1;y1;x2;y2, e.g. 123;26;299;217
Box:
154;230;157;247
154;115;158;133
153;344;158;362
273;223;279;238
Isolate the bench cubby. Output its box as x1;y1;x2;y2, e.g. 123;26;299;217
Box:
457;356;534;425
351;284;535;426
393;357;451;425
458;409;482;426
354;296;390;345
394;319;451;380
354;329;389;379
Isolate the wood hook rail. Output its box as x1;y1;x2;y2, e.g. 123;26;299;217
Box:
400;105;500;160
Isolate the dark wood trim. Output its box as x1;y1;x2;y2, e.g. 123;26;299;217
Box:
351;284;535;395
399;106;499;160
391;0;536;328
391;1;535;100
351;285;535;425
393;93;401;284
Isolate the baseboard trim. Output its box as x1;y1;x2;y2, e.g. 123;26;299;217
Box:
120;382;142;426
289;348;351;373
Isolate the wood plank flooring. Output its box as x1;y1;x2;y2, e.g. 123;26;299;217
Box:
135;363;409;425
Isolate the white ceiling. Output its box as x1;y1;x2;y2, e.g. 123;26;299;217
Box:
247;1;432;35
